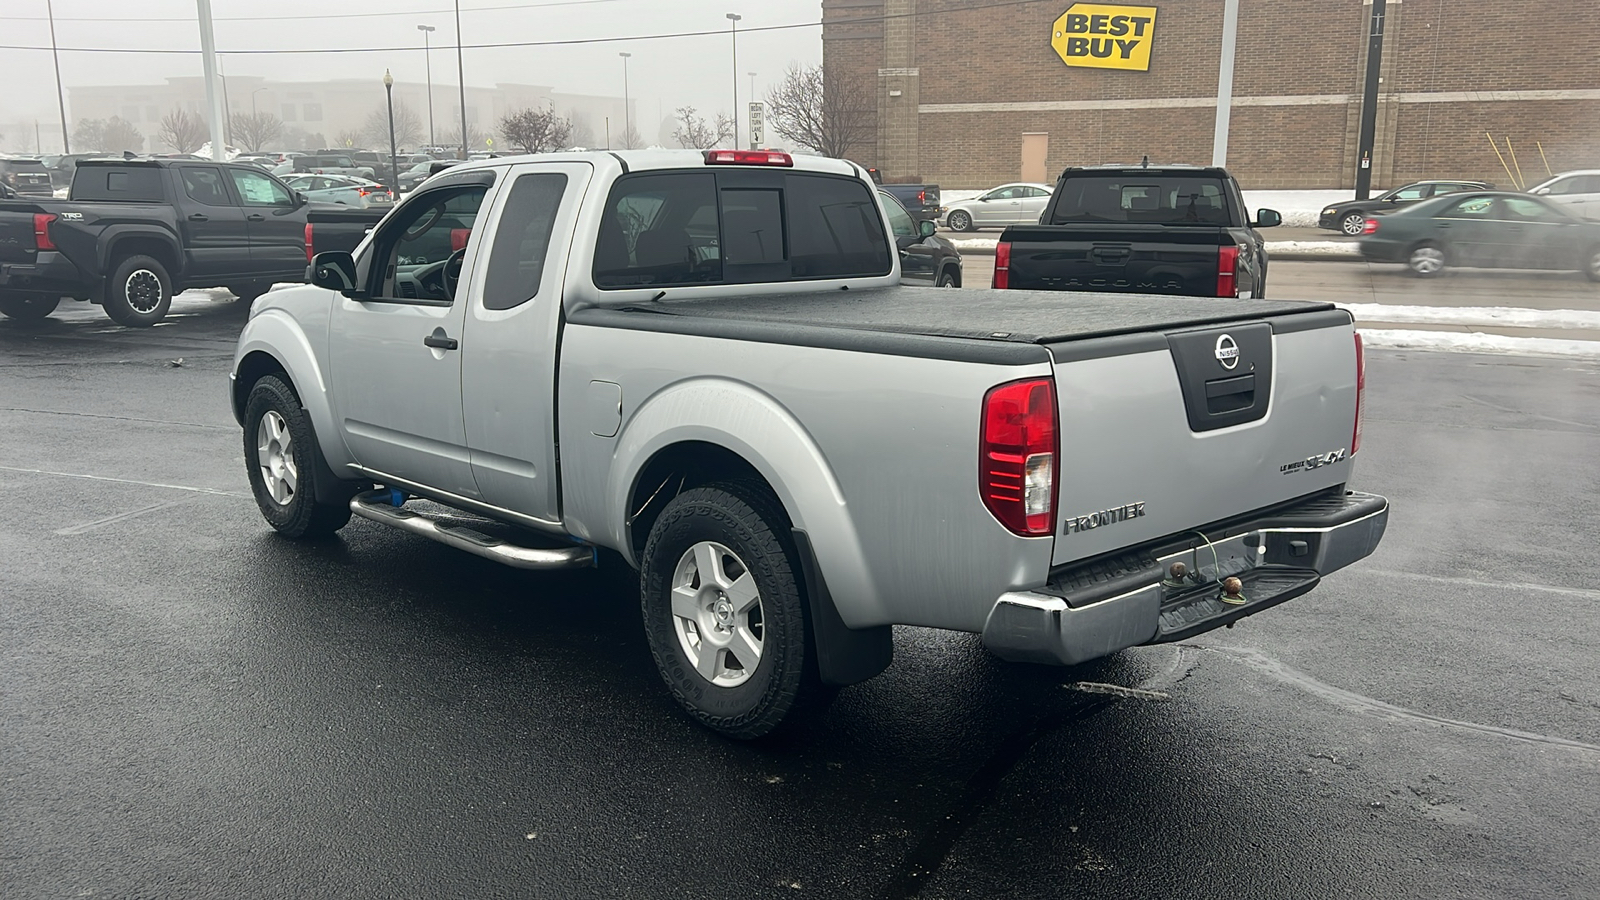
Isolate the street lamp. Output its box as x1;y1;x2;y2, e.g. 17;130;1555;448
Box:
619;52;631;149
418;24;437;149
251;87;268;119
45;0;69;153
726;13;741;148
383;69;398;187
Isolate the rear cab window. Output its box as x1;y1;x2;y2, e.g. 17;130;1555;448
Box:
593;169;891;288
1050;175;1236;225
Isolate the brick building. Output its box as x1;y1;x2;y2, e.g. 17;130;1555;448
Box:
822;0;1600;189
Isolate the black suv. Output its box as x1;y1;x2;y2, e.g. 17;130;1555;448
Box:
0;159;55;197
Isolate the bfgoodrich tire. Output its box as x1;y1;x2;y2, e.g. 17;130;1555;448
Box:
103;254;173;326
0;292;61;321
242;375;353;539
640;482;823;739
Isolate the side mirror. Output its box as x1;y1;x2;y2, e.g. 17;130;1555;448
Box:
1254;208;1282;228
1383;195;1400;203
310;251;361;295
918;218;937;238
294;191;308;208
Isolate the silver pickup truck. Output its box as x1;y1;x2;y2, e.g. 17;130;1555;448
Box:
230;149;1388;738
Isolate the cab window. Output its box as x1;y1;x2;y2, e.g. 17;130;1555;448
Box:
1501;196;1567;223
879;191;917;238
371;185;488;303
482;172;567;310
180;166;233;207
1441;196;1495;218
229;168;294;207
1390;185;1429;200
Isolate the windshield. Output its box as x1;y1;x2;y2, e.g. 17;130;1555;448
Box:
1049;175;1232;224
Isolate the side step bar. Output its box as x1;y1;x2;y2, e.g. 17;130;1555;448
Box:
349;490;596;570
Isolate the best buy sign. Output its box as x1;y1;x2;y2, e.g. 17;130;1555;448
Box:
1052;4;1158;71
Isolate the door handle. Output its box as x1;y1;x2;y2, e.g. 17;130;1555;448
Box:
247;214;265;222
423;330;458;351
188;213;208;222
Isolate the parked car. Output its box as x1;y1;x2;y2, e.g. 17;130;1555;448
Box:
272;153;375;180
230;148;1386;738
1357;190;1600;280
879;189;961;286
40;153;105;189
1526;170;1600;221
396;158;464;193
284;174;394;209
994;163;1281;297
0;158;382;325
942;183;1052;232
0;158;56;197
1318;180;1493;236
876;181;942;224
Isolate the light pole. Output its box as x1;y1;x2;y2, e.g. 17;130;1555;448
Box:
454;0;469;159
619;52;631;149
46;0;70;152
418;24;436;149
726;13;741;148
383;69;399;187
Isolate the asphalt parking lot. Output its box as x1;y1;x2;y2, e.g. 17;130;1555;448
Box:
3;281;1598;898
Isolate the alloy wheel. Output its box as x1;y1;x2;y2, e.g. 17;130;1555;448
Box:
670;540;764;687
256;410;298;506
125;269;164;313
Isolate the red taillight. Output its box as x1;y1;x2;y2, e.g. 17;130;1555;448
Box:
992;240;1012;289
703;149;794;167
1361;218;1379;235
981;378;1058;536
1352;331;1366;455
33;213;58;251
304;223;314;262
357;187;373;196
917;189;926;205
449;228;472;253
1217;244;1240;297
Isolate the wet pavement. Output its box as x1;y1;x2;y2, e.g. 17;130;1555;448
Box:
3;292;1598;898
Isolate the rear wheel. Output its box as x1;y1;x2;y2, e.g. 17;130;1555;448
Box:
1584;246;1600;283
947;209;973;233
0;292;61;321
640;482;823;739
1340;212;1366;236
242;375;354;539
1407;243;1447;278
103;254;173;326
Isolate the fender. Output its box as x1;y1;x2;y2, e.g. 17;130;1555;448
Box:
607;377;888;629
97;224;184;279
232;305;356;474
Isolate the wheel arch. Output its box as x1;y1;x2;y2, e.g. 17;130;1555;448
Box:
231;309;352;474
99;227;183;281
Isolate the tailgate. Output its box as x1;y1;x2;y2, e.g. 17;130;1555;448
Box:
0;207;41;264
1049;312;1360;567
1005;224;1225;295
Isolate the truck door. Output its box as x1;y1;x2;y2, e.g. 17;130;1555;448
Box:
175;165;251;281
459;161;592;524
327;175;495;500
226;167;310;281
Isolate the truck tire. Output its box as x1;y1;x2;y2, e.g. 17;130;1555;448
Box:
242;375;353;539
103;254;173;326
0;292;61;321
640;482;823;739
947;209;973;232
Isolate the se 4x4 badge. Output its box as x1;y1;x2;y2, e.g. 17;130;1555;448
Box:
1280;448;1347;474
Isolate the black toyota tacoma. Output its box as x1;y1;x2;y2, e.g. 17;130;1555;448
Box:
0;158;384;325
993;164;1282;298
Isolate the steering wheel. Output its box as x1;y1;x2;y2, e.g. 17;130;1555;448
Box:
442;247;467;298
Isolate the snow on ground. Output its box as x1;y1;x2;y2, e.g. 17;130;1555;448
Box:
1342;304;1600;331
1360;329;1600;359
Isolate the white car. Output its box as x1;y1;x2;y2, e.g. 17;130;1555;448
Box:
942;182;1053;232
284;174;393;209
1527;170;1600;221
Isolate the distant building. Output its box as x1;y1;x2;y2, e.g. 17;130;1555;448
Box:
67;76;631;153
823;0;1600;189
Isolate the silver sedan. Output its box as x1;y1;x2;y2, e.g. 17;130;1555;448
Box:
942;182;1052;232
284;174;394;209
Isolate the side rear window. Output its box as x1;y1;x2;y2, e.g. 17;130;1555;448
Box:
593;170;890;289
482;172;568;310
71;166;164;202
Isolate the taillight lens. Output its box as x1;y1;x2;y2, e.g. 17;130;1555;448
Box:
1352;331;1365;455
1361;218;1379;235
981;378;1058;536
1217;244;1240;297
992;240;1012;289
33;213;58;251
304;223;314;262
917;189;926;205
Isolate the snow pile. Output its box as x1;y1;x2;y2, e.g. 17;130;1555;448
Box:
1264;241;1360;258
1360;329;1600;359
1241;190;1353;228
1342;304;1600;331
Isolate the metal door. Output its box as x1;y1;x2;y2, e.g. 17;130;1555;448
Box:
175;166;251;281
227;167;311;280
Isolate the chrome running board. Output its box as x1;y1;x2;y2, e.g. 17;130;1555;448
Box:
350;490;595;570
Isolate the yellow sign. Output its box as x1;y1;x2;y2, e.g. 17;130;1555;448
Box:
1051;4;1158;71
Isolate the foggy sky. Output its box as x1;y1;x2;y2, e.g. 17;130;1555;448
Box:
0;0;824;144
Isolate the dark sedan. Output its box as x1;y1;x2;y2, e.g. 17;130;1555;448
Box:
1319;180;1492;236
879;190;962;286
1358;191;1600;280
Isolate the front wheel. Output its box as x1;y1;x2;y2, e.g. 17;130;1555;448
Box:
242;375;354;539
640;483;822;739
1340;212;1367;236
936;268;959;287
947;209;973;233
103;254;173;326
0;292;61;321
1407;243;1447;278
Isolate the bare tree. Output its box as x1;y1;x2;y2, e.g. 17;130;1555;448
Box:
618;123;645;150
441;122;490;154
672;106;733;150
362;102;423;149
566;110;596;149
334;128;362;149
73;117;144;154
229;111;284;152
157;108;208;153
765;63;874;159
498;106;571;153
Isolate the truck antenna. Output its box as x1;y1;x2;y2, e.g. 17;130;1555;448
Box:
1141;155;1149;168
